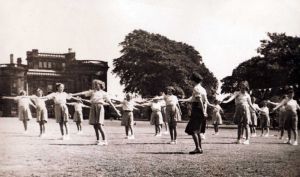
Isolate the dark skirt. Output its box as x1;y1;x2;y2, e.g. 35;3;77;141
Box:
185;102;204;135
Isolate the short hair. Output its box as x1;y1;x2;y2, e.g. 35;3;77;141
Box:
239;81;249;91
56;83;64;90
36;88;43;93
165;86;175;94
190;72;203;83
287;88;294;94
92;79;105;89
19;90;26;95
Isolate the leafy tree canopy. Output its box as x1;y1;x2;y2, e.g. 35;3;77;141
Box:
221;33;300;94
113;29;218;97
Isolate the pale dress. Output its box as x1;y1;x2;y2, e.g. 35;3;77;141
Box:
46;92;71;123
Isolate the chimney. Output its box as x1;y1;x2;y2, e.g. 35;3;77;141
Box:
10;54;14;64
68;48;72;53
17;58;22;65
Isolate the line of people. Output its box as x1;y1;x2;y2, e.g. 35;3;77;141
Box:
1;74;299;154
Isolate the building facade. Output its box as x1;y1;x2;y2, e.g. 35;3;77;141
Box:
0;49;109;117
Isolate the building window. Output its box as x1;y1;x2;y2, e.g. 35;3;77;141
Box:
39;61;43;68
62;63;66;68
48;62;52;68
43;62;48;68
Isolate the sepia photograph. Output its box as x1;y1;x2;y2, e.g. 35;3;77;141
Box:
0;0;299;176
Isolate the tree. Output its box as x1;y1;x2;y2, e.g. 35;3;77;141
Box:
113;29;218;97
221;33;300;95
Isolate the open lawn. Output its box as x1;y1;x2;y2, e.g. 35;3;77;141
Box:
0;118;299;177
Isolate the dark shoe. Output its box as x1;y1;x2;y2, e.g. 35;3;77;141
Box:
189;149;202;154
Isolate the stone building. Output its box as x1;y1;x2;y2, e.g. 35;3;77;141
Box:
0;49;108;117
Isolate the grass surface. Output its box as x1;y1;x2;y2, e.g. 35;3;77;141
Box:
0;118;299;177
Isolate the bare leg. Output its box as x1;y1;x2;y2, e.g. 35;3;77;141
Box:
129;125;134;136
98;124;106;140
93;124;99;140
39;122;43;135
59;122;64;136
125;126;129;136
64;122;69;135
192;134;199;149
23;120;28;131
174;127;177;141
237;124;242;140
245;124;250;140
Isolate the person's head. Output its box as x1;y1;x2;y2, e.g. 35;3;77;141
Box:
261;100;268;107
251;96;256;103
56;83;64;92
92;79;105;90
287;88;294;98
281;94;288;100
190;72;203;83
36;88;43;97
19;90;26;96
165;86;175;95
239;81;249;92
125;94;132;101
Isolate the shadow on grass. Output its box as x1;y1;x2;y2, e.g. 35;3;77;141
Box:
140;152;186;155
203;142;237;144
116;142;168;145
49;143;96;146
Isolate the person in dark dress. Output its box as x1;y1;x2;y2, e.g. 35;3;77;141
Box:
180;72;210;154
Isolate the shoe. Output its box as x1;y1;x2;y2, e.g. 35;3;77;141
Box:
264;134;269;137
163;131;169;135
242;135;246;139
279;136;283;140
128;135;135;139
252;133;257;137
125;136;129;139
102;140;108;146
236;139;242;144
292;141;298;146
24;130;28;135
169;141;175;145
59;136;64;140
243;140;250;145
174;140;177;144
189;149;203;154
215;132;219;136
157;133;162;137
96;140;101;145
284;140;291;144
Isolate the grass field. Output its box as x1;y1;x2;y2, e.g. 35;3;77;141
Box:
0;118;299;177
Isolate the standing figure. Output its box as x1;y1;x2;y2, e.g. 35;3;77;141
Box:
71;79;121;145
159;92;169;134
211;100;223;135
3;90;36;133
141;96;164;136
273;88;299;145
44;83;72;140
250;97;260;137
163;86;182;144
31;88;48;137
67;98;90;134
222;81;256;145
258;100;270;137
116;94;139;139
180;72;209;154
268;95;288;139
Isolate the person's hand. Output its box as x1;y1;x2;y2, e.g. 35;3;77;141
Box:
204;112;208;117
116;110;121;117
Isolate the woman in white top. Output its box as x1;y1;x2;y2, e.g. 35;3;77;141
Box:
222;81;257;145
44;83;72;140
31;88;48;137
67;99;90;134
3;90;36;133
273;88;300;145
72;79;121;145
115;94;140;139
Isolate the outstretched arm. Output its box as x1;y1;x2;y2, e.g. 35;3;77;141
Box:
222;93;236;104
272;99;286;112
267;100;279;106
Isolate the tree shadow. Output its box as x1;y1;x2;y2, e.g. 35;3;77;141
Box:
140;152;187;155
49;143;96;146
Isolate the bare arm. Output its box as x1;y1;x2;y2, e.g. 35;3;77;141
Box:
222;94;236;104
272;100;286;112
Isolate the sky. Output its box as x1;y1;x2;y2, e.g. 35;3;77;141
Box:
0;0;299;96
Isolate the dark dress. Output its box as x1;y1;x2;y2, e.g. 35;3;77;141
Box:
185;102;204;135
